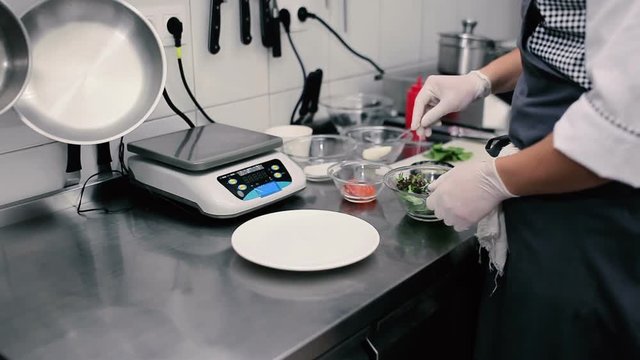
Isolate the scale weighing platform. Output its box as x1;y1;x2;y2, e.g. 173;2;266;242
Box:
127;123;306;218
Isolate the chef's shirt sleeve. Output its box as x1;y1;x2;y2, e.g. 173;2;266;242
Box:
553;0;640;187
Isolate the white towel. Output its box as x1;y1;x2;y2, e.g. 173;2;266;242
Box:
476;205;508;275
475;144;519;279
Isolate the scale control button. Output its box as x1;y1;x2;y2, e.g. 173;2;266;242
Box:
228;179;238;185
238;184;248;191
273;172;282;179
271;164;280;171
237;190;245;198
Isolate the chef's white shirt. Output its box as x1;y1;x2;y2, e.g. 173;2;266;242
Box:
553;1;640;187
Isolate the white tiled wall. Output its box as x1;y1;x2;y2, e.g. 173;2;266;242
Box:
0;0;520;206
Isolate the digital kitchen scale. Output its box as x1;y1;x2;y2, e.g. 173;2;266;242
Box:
127;123;306;218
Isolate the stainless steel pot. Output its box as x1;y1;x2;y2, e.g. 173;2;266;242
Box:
0;0;30;116
437;19;496;75
15;0;166;145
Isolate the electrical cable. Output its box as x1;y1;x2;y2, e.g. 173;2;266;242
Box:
285;28;307;124
118;137;129;175
163;89;195;128
76;170;133;215
279;8;309;125
167;16;216;124
297;7;385;79
177;58;215;123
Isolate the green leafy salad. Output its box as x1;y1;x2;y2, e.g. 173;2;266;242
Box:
424;144;473;162
395;172;431;214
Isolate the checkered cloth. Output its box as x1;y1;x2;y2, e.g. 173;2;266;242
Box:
527;0;591;89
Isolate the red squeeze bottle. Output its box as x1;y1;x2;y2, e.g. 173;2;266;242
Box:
405;76;423;141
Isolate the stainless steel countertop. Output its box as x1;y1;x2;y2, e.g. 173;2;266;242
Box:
0;178;474;360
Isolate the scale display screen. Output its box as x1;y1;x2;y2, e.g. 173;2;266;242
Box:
217;159;292;200
238;164;265;177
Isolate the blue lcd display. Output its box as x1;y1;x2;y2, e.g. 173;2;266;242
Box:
217;159;292;200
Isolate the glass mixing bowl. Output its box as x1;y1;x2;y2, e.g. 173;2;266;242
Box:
320;93;394;134
383;164;451;221
345;125;412;164
281;135;357;182
328;161;391;203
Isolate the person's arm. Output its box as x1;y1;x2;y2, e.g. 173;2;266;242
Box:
497;0;640;194
479;48;522;94
496;134;608;196
410;49;523;136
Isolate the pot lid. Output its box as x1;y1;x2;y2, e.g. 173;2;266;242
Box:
439;19;494;43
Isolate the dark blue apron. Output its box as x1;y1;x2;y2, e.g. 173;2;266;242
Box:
474;1;640;359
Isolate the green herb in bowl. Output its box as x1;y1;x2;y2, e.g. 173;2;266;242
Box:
383;165;450;222
396;173;429;194
424;143;473;162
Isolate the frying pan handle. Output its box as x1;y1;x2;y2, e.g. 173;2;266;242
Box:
208;0;223;54
239;0;252;45
96;142;112;170
66;144;82;173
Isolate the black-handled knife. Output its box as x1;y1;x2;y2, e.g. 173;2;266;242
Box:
239;0;252;45
270;15;281;57
259;0;272;47
208;0;223;54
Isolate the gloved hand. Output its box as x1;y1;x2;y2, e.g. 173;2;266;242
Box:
411;71;491;138
426;159;516;231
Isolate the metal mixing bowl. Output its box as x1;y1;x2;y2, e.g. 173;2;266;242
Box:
0;0;30;116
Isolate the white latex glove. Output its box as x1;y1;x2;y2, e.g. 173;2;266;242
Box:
426;159;516;232
410;71;491;138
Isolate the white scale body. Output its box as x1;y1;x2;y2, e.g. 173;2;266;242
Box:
127;124;307;218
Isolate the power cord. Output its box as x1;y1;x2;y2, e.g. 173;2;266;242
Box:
76;170;133;215
297;7;385;80
279;9;323;125
163;89;195;128
279;9;308;125
167;17;216;124
118;137;129;175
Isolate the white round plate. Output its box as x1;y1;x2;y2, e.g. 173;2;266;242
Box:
231;210;380;271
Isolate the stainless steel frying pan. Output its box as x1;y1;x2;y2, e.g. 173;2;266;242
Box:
15;0;166;145
0;0;30;116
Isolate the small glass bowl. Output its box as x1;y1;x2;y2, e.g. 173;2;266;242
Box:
383;164;451;221
328;161;392;203
345;125;413;164
281;135;357;182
